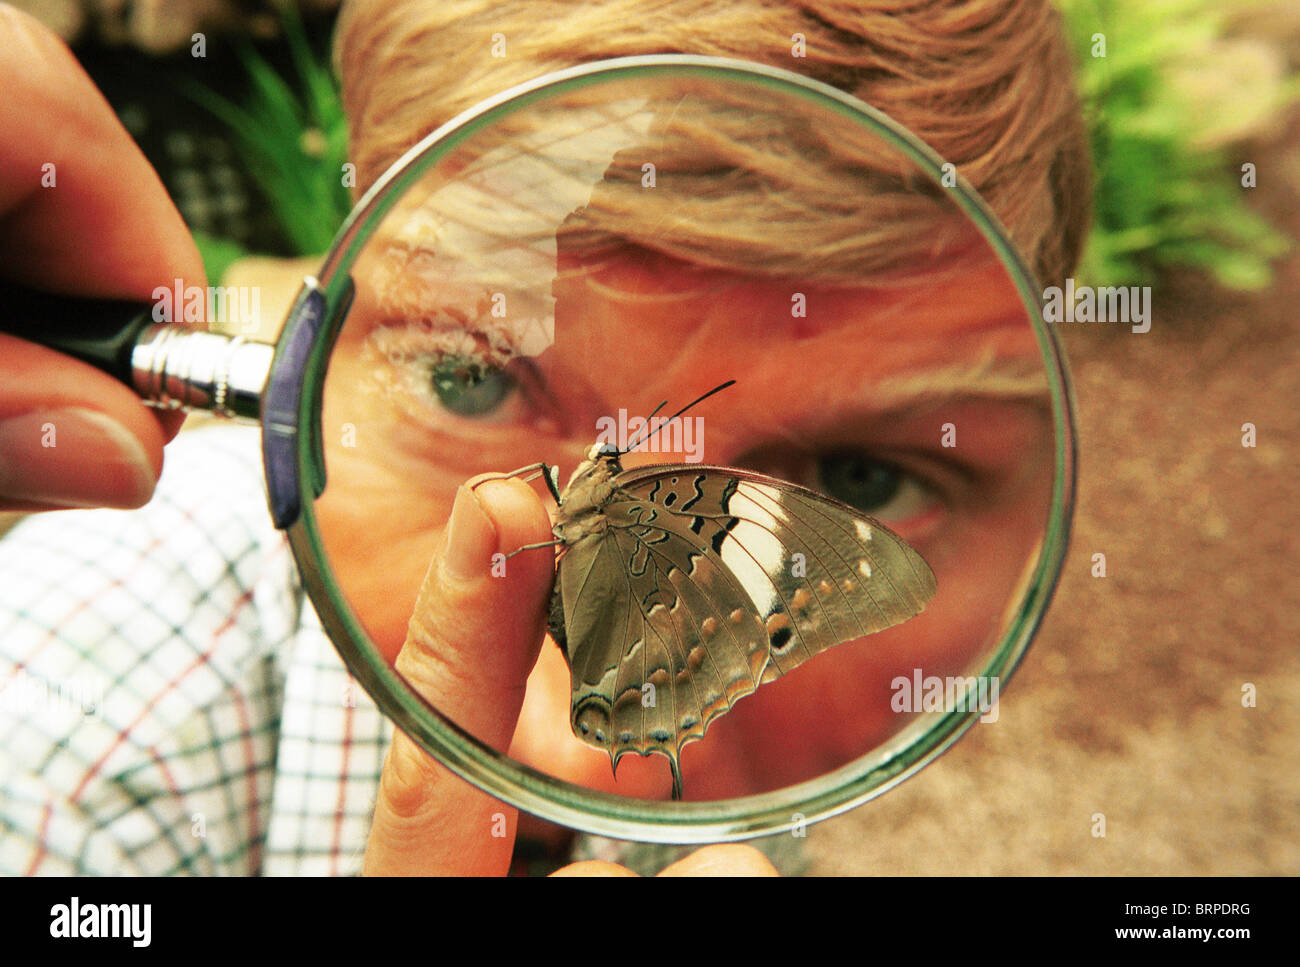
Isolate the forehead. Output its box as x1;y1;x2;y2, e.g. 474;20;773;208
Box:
344;224;1040;427
542;250;1038;417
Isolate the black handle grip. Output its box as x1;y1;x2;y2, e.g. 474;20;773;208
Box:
0;278;156;384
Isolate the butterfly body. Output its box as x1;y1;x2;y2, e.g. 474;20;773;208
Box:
541;440;937;800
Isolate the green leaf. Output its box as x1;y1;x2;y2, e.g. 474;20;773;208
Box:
175;8;350;258
1055;0;1289;292
192;230;250;285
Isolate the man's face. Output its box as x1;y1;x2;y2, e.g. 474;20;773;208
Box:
315;226;1053;799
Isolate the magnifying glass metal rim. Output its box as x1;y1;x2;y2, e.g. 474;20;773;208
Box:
263;53;1077;843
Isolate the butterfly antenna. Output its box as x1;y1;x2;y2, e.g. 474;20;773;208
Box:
617;398;668;456
620;379;737;455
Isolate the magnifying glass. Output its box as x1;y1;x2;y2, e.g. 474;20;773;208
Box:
0;55;1074;842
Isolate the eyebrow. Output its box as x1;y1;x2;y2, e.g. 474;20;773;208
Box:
866;350;1051;412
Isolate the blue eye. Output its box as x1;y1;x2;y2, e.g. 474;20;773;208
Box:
818;451;901;511
430;357;513;417
814;450;937;527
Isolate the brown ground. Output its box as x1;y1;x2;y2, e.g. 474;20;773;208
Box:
800;122;1300;875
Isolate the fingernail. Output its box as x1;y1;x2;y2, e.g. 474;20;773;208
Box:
0;408;156;509
444;484;498;582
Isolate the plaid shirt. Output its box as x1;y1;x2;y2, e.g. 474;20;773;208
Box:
0;425;392;875
0;424;807;876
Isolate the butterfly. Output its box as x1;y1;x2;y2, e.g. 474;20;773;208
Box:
482;382;937;799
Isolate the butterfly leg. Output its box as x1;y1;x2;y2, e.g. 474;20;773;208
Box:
469;462;561;503
500;537;564;561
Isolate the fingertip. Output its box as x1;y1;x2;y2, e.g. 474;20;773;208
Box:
443;484;500;584
657;844;780;877
468;475;553;547
550;861;640;877
0;340;166;509
400;472;557;731
156;410;187;444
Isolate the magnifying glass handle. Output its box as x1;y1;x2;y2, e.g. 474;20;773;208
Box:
0;278;273;422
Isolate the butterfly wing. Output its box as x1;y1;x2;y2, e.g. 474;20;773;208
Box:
556;463;936;797
615;465;938;680
557;514;771;799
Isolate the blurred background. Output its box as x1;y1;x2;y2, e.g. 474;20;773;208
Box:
7;0;1297;872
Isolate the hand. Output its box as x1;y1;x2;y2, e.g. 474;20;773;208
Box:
362;475;779;876
0;7;204;511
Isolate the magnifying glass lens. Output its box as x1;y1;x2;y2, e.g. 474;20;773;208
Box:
308;65;1057;812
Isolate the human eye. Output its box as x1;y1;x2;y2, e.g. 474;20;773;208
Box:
814;451;941;531
730;444;950;544
428;355;515;418
732;395;1053;549
358;319;542;430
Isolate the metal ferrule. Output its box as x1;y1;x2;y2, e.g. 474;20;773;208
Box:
130;324;274;422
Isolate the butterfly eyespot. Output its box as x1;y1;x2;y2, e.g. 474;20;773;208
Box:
728;608;745;625
579;722;590;735
700;616;718;639
770;625;795;652
680;715;699;730
818;579;835;595
858;559;873;579
651;728;671;743
791;588;812;611
764;612;791;635
648;667;671;687
594;729;608;744
687;646;707;671
842;578;856;593
618;731;635;743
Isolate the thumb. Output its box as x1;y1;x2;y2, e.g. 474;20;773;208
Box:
364;476;554;875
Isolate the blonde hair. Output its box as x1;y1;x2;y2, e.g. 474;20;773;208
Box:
334;0;1091;286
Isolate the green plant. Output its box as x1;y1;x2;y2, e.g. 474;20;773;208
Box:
180;4;350;258
192;229;250;287
1058;0;1294;290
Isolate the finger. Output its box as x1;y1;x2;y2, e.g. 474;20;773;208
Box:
364;477;555;875
657;844;781;877
0;337;164;509
0;7;200;487
0;7;203;299
549;861;640;877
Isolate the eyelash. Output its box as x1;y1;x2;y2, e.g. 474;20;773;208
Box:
364;323;527;427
